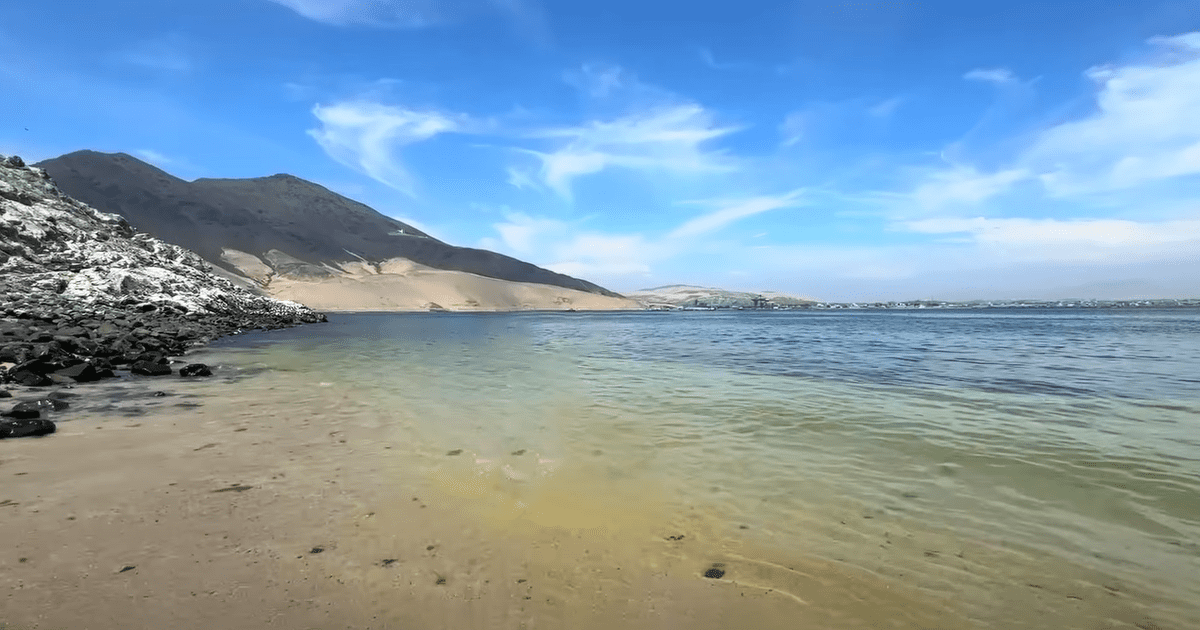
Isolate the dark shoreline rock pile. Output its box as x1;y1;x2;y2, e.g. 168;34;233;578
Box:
1;154;326;436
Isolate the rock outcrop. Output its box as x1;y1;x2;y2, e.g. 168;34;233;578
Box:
0;153;325;435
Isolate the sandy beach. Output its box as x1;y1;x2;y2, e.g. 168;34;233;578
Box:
2;369;975;630
3;310;1194;630
246;257;639;313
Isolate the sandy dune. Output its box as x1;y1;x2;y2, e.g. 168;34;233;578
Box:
252;255;639;312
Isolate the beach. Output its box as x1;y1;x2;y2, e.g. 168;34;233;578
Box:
3;310;1197;629
1;372;967;630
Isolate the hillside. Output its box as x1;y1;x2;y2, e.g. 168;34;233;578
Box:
36;151;625;308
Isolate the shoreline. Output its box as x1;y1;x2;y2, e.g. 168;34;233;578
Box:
0;362;975;630
3;315;1196;630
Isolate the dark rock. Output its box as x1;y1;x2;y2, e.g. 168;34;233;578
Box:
8;370;52;387
54;362;102;383
131;360;172;376
11;357;63;376
0;417;55;438
0;390;10;398
11;398;69;415
3;404;39;419
179;363;212;377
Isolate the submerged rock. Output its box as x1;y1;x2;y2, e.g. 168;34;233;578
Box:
179;363;212;377
0;417;56;438
131;361;172;377
11;398;69;415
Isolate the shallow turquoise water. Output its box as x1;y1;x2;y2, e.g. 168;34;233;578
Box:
195;308;1200;624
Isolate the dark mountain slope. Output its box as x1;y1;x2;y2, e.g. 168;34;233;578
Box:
37;151;620;297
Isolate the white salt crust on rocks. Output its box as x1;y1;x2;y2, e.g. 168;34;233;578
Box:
0;153;320;323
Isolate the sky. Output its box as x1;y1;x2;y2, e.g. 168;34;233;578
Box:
2;0;1199;301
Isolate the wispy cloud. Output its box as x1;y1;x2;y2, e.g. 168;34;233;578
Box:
779;110;808;147
481;212;658;280
964;67;1017;85
697;47;746;71
133;149;173;166
308;101;467;195
562;64;628;98
1025;33;1200;195
868;96;904;118
266;0;546;32
527;103;741;198
909;166;1028;210
481;191;806;285
899;33;1200;210
266;0;447;27
669;190;806;239
903;216;1200;263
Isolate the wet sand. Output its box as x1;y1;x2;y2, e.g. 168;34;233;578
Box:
0;367;1186;629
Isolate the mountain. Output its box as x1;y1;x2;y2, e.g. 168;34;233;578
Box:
628;285;818;309
36;151;624;306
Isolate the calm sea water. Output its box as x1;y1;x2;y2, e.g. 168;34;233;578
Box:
198;308;1200;626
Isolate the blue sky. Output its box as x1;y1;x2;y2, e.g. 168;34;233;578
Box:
2;0;1199;301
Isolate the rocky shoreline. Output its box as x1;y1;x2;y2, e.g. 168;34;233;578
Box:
1;154;325;437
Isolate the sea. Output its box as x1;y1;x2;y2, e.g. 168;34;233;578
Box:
159;309;1200;627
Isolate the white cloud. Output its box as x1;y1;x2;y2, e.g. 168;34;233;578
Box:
489;212;568;254
669;190;806;240
868;96;904;118
308;101;465;195
563;64;627;98
506;166;540;190
528;104;740;198
266;0;447;27
266;0;544;31
481;190;806;285
698;47;745;71
910;166;1028;210
779;111;808;147
964;68;1017;85
133;149;173;166
904;216;1200;263
482;213;656;281
546;232;655;278
1025;33;1200;195
902;33;1200;210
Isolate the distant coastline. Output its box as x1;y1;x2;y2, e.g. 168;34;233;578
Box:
646;298;1200;311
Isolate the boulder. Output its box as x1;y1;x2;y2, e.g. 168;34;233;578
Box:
3;404;39;419
7;370;53;387
131;360;172;376
0;417;56;438
9;398;69;416
179;363;213;377
54;361;102;383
